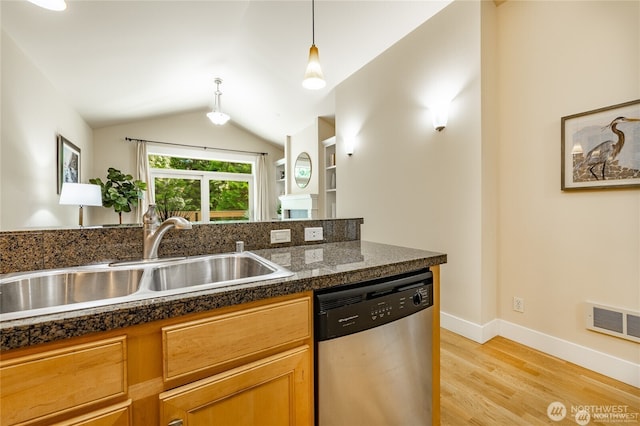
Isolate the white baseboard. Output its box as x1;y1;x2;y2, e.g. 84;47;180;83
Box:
440;311;499;343
440;312;640;388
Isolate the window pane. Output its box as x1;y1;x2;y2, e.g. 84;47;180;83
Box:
209;180;249;221
149;155;251;174
154;177;201;221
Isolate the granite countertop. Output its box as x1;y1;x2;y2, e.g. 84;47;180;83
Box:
0;240;446;352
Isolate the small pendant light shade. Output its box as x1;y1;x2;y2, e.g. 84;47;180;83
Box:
302;0;325;90
303;44;326;90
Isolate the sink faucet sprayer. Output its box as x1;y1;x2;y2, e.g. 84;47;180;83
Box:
143;204;192;260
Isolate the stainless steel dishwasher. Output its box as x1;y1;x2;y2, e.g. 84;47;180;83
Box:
315;269;433;426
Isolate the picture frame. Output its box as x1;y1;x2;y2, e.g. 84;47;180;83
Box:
561;99;640;190
57;134;81;193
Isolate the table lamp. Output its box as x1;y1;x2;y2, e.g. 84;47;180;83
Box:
59;183;103;226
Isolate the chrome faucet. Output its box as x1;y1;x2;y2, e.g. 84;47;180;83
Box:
143;204;192;260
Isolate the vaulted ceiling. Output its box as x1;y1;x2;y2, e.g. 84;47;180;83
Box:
2;0;454;145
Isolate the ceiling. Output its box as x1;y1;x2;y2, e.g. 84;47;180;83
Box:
2;0;453;145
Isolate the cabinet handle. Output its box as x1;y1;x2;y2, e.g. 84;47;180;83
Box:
168;420;183;426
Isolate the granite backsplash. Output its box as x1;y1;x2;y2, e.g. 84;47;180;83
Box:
0;218;363;274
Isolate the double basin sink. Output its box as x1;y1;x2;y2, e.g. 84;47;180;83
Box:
0;252;293;320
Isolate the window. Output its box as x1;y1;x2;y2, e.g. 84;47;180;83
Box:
148;145;256;223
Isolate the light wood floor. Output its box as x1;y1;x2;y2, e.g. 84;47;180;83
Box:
440;328;640;425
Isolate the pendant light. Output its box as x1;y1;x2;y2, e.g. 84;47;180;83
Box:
302;0;326;90
207;78;230;125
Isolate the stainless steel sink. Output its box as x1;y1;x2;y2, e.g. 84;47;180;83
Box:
149;252;291;292
0;252;293;320
0;269;144;315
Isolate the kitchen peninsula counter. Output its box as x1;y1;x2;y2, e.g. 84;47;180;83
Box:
1;240;446;352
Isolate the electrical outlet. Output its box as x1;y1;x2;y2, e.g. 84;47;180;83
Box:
270;229;291;244
304;227;323;241
513;296;525;313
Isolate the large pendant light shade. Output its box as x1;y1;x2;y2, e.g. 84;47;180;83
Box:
302;0;326;90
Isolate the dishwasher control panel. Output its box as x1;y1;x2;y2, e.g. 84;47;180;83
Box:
315;269;433;340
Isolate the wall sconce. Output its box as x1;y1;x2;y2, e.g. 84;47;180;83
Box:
345;139;355;156
431;102;450;132
59;183;103;226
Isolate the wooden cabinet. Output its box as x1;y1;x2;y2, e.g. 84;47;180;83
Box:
159;296;313;426
0;292;313;426
0;336;127;425
160;346;311;426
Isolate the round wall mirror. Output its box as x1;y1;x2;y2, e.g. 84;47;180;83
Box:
294;152;312;188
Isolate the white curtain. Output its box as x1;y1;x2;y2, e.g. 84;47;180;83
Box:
255;154;270;221
136;141;154;222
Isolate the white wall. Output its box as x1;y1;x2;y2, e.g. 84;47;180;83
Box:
1;32;95;230
336;0;489;326
336;0;639;378
497;1;639;363
92;112;283;225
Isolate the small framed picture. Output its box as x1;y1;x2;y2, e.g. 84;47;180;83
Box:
561;99;640;190
57;135;80;193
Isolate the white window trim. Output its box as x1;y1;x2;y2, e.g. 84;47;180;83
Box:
147;144;256;222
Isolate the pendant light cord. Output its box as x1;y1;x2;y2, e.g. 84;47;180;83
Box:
311;0;315;45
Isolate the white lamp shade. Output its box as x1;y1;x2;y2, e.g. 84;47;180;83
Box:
207;111;231;126
59;183;102;206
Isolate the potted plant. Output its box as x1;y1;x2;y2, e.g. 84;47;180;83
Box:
90;167;147;224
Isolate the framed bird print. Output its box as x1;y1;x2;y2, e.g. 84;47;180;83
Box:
561;99;640;190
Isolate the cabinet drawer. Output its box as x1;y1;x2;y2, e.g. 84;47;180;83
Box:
50;400;132;426
163;296;311;380
0;336;127;425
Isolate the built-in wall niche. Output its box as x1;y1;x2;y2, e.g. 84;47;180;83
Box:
322;136;337;218
274;158;286;219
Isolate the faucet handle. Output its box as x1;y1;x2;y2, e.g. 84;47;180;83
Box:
236;241;245;252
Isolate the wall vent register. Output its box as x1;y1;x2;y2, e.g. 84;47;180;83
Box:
585;302;640;343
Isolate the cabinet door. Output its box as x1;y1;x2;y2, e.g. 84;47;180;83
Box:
159;346;311;426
